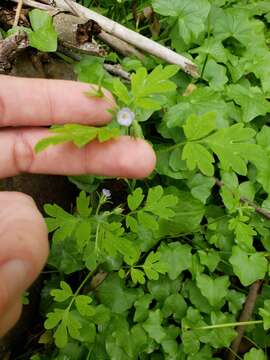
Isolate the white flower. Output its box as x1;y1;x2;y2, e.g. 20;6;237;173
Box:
102;188;111;198
117;107;135;127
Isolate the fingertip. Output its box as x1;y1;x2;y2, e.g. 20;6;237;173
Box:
131;139;157;178
103;136;156;179
0;191;49;288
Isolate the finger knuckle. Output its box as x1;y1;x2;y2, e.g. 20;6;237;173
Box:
13;131;34;174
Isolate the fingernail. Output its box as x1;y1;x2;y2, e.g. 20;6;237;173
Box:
0;260;30;300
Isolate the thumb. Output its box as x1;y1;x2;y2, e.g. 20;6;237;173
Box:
0;192;48;336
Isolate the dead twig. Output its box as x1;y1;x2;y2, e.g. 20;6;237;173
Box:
62;0;144;60
227;280;263;360
104;63;131;81
98;30;144;59
13;0;24;27
58;45;130;81
55;0;198;76
10;0;53;11
10;0;199;77
39;0;56;5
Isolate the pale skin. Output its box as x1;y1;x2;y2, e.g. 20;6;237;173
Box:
0;75;156;336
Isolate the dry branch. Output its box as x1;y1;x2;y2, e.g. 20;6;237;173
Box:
98;30;144;59
13;0;24;27
104;63;131;81
227;280;263;360
11;0;52;11
10;0;199;77
55;0;198;76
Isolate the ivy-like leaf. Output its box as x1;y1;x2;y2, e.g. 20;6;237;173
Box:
153;0;210;45
158;242;192;280
229;246;268;286
226;84;270;123
142;309;166;344
196;274;229;307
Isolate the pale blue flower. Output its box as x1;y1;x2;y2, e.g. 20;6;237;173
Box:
117;107;135;127
102;188;111;198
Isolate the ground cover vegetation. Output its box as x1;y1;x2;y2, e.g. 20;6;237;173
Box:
2;0;270;359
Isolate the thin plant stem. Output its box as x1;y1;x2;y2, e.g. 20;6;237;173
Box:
195;320;263;330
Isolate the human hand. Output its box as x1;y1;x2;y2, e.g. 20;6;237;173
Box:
0;75;156;336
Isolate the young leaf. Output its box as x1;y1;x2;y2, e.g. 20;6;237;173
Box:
76;191;91;218
127;188;144;211
28;9;57;52
75;295;96;317
229;217;256;252
131;268;146;285
35;124;120;153
113;78;130;105
51;281;73;302
244;348;267;360
44;309;65;330
143;252;167;280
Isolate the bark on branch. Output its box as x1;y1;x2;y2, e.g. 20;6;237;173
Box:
227;280;263;360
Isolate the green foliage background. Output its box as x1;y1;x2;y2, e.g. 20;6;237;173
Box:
19;0;270;359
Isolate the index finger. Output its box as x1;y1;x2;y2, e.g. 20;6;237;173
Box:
0;76;115;127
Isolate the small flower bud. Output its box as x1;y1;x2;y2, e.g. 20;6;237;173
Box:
113;206;123;215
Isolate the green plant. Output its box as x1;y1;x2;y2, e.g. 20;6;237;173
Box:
22;0;270;359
